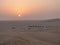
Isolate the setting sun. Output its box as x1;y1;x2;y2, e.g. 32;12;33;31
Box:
18;14;21;17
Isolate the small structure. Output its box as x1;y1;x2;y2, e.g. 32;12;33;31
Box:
11;26;16;29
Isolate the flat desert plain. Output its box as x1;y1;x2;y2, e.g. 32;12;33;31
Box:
0;30;60;45
0;20;60;45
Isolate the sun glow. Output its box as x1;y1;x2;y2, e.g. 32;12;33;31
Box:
18;14;21;17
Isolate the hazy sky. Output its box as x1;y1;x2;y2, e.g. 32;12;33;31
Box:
0;0;60;20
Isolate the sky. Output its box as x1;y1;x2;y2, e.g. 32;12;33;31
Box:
0;0;60;20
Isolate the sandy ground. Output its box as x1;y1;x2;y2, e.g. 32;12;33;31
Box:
0;30;60;45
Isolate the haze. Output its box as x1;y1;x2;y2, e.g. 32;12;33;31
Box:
0;0;60;20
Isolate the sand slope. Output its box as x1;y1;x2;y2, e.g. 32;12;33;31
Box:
0;31;60;45
0;19;60;45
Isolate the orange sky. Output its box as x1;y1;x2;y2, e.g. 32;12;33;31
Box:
0;0;60;20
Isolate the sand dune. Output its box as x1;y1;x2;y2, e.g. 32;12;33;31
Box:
0;30;60;45
0;19;60;45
